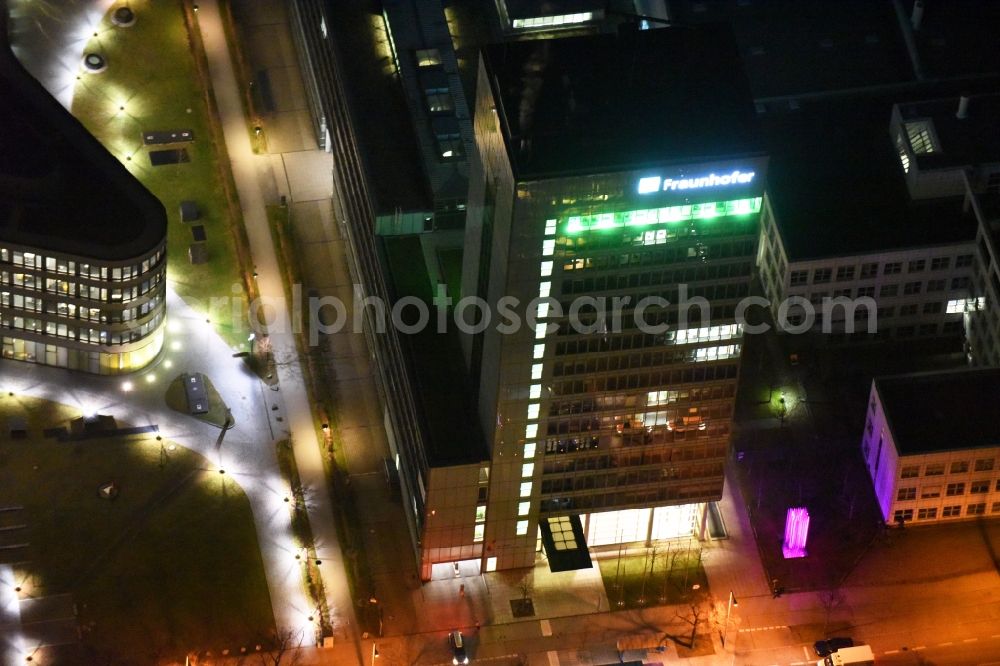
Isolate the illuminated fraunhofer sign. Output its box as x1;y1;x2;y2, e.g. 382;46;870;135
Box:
638;170;755;194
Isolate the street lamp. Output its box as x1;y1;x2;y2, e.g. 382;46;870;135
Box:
721;590;738;647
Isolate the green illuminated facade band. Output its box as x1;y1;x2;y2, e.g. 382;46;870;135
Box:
564;196;763;234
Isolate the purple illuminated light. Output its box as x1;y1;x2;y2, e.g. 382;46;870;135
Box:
782;507;809;559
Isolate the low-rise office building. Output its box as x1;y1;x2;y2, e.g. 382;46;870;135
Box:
756;93;1000;344
0;24;166;374
863;368;1000;525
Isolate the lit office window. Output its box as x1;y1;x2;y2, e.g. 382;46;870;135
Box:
518;501;530;516
529;384;541;399
946;297;984;313
694;344;741;361
520;482;533;497
536;302;549;319
516;520;529;535
526;404;540;420
521;463;535;478
540;261;553;277
542;239;555;256
523;442;536;459
896;134;911;173
531;363;543;379
544;219;557;235
473;524;485;542
512;12;595;29
525;424;537;438
533;344;545;359
538;281;551;297
415;48;442;67
905;120;938;154
535;323;547;339
426;93;454;113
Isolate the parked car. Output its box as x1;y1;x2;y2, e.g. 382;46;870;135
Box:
449;630;469;665
814;637;854;657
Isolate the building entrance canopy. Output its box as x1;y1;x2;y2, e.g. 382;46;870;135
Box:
539;515;592;572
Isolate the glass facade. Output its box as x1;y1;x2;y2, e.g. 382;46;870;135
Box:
0;241;167;374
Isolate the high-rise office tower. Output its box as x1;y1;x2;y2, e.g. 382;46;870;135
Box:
462;27;768;571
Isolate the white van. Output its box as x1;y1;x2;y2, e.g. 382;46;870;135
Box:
817;645;875;666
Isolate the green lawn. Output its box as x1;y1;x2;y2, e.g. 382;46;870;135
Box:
0;396;274;662
599;545;709;609
164;373;232;428
70;0;249;348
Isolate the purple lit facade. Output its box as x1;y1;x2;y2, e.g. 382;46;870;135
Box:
782;507;809;559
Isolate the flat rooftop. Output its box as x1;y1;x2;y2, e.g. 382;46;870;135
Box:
911;0;1000;80
482;24;762;180
903;94;1000;170
763;93;978;261
876;368;1000;455
382;235;488;468
670;0;914;99
0;23;165;261
325;0;431;215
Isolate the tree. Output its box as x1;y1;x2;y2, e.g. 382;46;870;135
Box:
669;593;721;649
517;572;534;601
256;627;305;666
817;585;847;635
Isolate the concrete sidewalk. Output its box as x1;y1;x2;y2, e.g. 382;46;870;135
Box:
192;0;359;659
1;288;313;641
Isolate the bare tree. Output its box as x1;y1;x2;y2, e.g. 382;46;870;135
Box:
257;627;305;666
670;594;720;649
517;572;534;601
817;586;847;635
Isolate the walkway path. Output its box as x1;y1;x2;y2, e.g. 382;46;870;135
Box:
0;565;24;666
192;0;358;655
1;288;313;647
4;0;316;657
6;0;115;108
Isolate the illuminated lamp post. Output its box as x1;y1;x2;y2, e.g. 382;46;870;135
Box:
721;590;738;647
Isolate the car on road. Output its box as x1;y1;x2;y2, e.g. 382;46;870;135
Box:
814;636;854;657
449;630;469;665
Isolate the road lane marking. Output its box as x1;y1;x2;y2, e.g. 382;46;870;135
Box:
963;637;978;643
885;650;899;655
914;646;926;650
939;641;954;646
803;646;811;660
540;619;552;637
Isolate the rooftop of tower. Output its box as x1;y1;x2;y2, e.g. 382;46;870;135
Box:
481;23;763;180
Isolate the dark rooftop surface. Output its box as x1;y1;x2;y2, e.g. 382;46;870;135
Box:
482;25;762;180
0;19;165;261
382;235;488;467
911;0;1000;80
902;94;1000;170
877;368;1000;455
668;0;914;99
763;93;978;261
325;0;432;215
